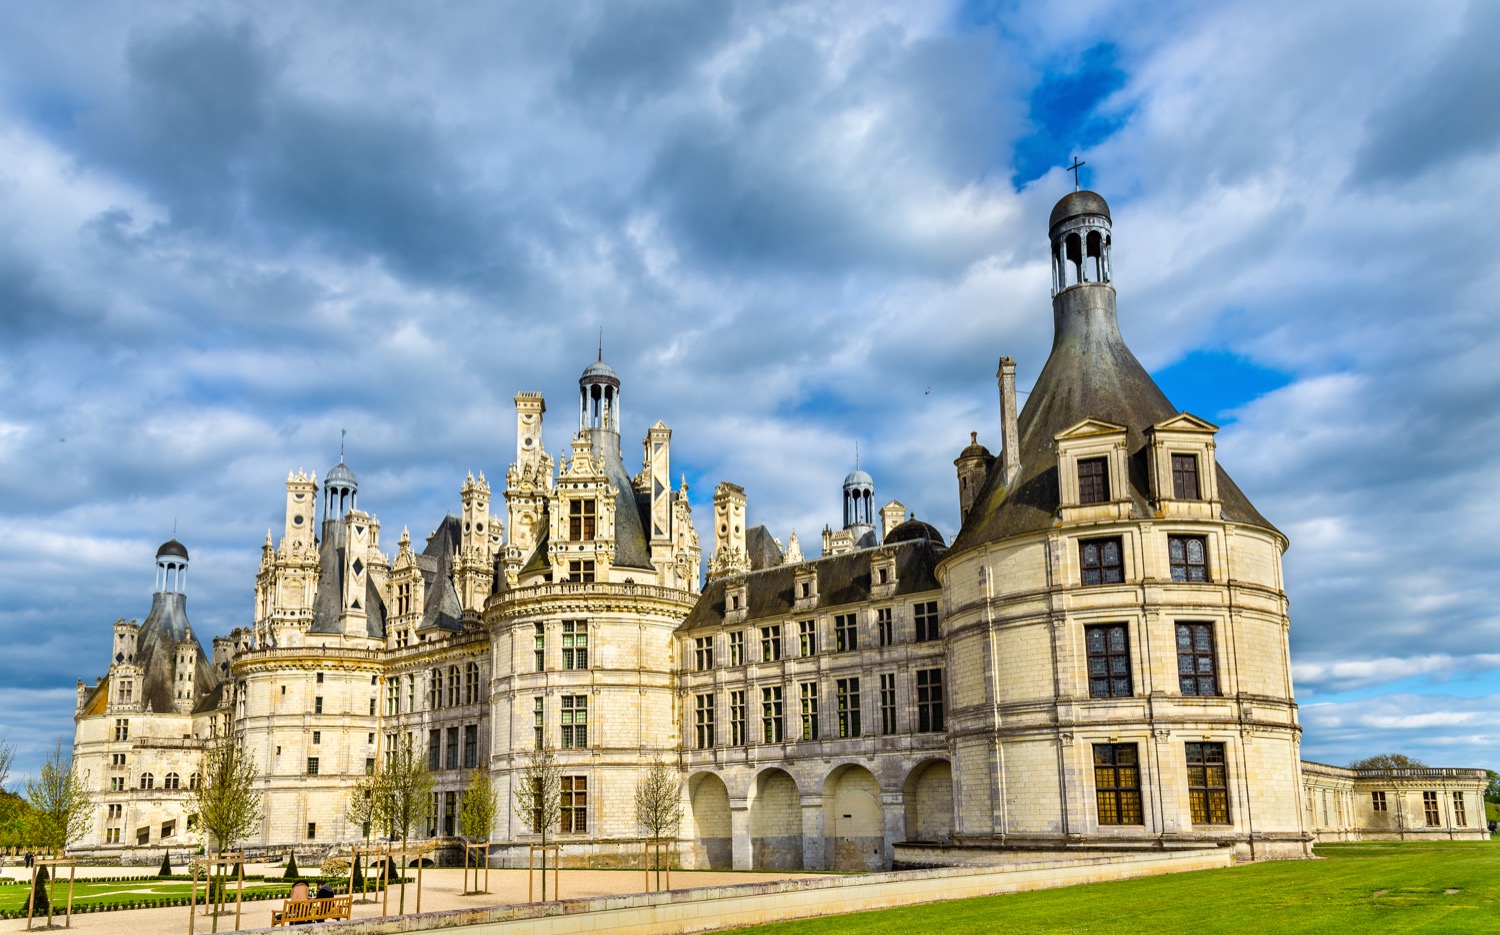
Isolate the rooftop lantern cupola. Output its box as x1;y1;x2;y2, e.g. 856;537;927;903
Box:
842;452;876;547
155;538;189;595
1050;190;1112;298
324;455;357;522
579;350;622;436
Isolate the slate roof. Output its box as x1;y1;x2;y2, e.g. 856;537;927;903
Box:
950;192;1275;555
132;592;220;714
309;517;387;638
746;525;784;571
416;515;464;633
679;538;943;632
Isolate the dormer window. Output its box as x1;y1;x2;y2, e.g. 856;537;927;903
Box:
569;499;597;540
1077;458;1110;504
1172;454;1200;500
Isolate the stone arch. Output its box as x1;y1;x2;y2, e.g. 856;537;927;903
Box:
903;758;954;844
687;771;732;870
823;763;884;871
749;767;803;870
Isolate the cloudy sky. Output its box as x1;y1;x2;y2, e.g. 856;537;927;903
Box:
0;0;1497;782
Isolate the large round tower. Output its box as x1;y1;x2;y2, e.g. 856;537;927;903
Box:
939;190;1310;860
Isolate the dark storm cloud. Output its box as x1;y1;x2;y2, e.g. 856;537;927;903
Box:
1352;1;1500;185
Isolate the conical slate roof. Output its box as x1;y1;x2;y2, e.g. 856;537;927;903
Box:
132;592;219;713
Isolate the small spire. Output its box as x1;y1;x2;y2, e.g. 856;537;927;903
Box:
598;327;603;362
855;441;860;470
340;428;347;463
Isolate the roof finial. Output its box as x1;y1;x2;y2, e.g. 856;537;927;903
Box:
855;441;860;470
1067;156;1086;192
340;428;347;463
172;518;177;537
598;327;603;362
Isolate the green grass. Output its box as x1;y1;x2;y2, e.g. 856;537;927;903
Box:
0;878;302;913
726;842;1500;935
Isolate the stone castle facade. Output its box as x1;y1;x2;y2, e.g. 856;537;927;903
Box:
74;190;1488;867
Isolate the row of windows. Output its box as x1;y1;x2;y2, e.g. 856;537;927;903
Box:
1077;453;1201;505
1079;534;1209;586
424;724;482;772
1085;622;1221;699
106;817;193;845
694;602;941;671
1368;790;1467;827
692;670;944;747
1095;742;1229;825
385;663;483;714
134;772;200;791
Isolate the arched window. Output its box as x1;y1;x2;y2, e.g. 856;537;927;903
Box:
164;772;180;790
189;773;202;790
465;662;480;705
429;668;442;709
140;772;154;790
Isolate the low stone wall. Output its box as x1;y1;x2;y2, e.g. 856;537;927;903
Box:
234;846;1232;935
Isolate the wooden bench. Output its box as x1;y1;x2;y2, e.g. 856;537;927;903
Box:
270;895;353;926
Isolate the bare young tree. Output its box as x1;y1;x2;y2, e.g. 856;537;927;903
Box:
25;741;92;853
458;768;497;893
513;741;562;900
375;733;433;913
346;771;380;844
189;737;263;932
634;757;683;890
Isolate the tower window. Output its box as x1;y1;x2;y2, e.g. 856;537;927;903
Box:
1171;454;1201;500
567;560;595;583
569;500;597;540
1094;744;1143;825
1186;742;1229;823
1077;458;1110;504
1176;623;1219;695
1086;624;1133;698
562;621;589;669
1168;535;1209;582
561;695;588;748
1080;537;1124;585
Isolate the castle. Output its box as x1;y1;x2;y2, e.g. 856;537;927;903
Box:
73;190;1488;867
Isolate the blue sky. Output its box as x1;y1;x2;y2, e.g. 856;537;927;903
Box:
0;0;1497;782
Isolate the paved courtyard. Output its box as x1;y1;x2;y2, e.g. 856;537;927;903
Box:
0;863;828;934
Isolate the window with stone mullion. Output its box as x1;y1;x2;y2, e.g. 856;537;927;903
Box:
1093;744;1143;824
1176;623;1219;695
1086;624;1133;698
1185;742;1229;823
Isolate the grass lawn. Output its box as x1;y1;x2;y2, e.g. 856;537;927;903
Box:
0;878;298;913
726;842;1500;935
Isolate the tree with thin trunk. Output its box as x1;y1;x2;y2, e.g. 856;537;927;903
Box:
346;771;381;899
374;734;433;913
188;737;263;933
635;757;683;891
25;741;91;853
513;741;562;900
458;767;497;894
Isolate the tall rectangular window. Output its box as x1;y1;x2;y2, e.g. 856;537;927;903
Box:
729;690;746;746
533;697;544;748
445;727;459;770
569;499;596;540
1176;623;1219;695
1078;457;1110;504
761;686;784;743
466;662;480;704
562;620;589;669
915;669;944;732
695;693;716;748
444;791;457;836
407;674;415;711
760;625;782;662
1453;792;1467;826
561;695;588;749
798;620;818;656
448;665;461;706
1423;791;1441;826
1185;742;1229;824
1086;624;1133;698
314;696;323;714
567;560;595;583
464;724;478;769
534;623;545;671
834;613;858;652
1171;453;1200;500
799;682;820;740
430;668;442;708
836;678;861;738
694;636;714;670
306;757;319;776
1094;744;1143;824
428;730;441;771
561;776;588;833
877;608;893;647
913;601;940;642
115;719;129;741
729;631;745;666
1080;537;1124;585
1168;535;1209;582
386;681;400;715
879;673;896;734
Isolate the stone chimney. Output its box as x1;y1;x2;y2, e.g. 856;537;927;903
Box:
998;356;1020;486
